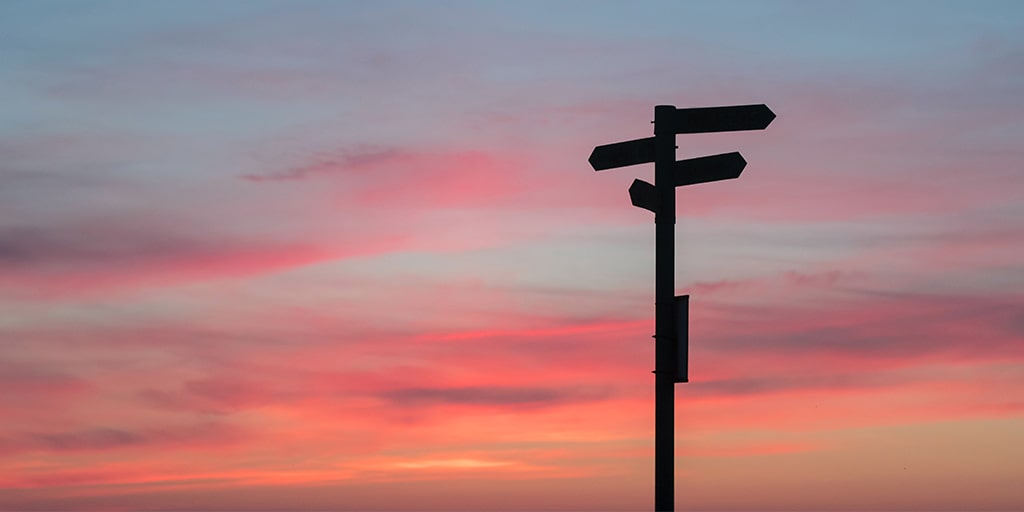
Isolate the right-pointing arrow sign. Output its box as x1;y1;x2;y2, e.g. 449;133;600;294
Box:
673;152;747;187
671;104;775;134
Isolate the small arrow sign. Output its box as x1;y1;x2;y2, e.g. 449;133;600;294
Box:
629;179;657;213
674;152;747;187
672;104;775;134
589;137;655;171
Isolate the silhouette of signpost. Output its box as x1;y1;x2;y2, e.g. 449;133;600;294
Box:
589;104;775;512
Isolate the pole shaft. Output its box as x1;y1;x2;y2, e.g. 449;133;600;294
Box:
653;105;677;512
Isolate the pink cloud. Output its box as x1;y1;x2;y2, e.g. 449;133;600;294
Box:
1;302;1020;510
243;144;572;212
0;361;91;416
1;238;1020;511
240;146;409;182
683;440;826;458
1;421;247;458
140;377;278;414
0;218;409;299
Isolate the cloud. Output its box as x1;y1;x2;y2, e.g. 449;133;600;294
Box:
722;292;1022;361
689;372;912;399
380;386;612;408
27;427;148;452
0;217;407;299
389;457;513;470
5;422;245;456
0;223;220;268
687;270;859;297
0;360;88;399
240;146;408;182
245;144;540;212
684;440;825;458
139;376;282;415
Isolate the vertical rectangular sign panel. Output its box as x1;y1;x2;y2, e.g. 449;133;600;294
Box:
675;295;689;383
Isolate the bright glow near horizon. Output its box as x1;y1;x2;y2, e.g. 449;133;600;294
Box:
1;1;1023;510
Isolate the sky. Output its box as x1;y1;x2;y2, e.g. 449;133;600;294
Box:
1;1;1023;510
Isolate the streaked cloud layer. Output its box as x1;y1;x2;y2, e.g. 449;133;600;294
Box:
1;1;1022;510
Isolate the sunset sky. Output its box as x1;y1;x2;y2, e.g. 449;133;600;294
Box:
2;1;1023;510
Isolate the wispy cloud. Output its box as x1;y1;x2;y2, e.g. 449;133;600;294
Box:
380;385;613;408
240;146;408;182
3;422;246;456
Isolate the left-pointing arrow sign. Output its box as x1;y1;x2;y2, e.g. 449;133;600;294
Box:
589;137;655;171
673;152;747;187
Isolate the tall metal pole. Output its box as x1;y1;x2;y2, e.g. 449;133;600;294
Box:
653;105;677;512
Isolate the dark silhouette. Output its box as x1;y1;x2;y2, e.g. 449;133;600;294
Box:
588;104;775;512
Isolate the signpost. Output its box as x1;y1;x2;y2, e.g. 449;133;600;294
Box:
589;104;774;512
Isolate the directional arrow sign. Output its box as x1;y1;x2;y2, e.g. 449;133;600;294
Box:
673;152;747;186
589;137;655;171
629;179;657;213
671;104;775;134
